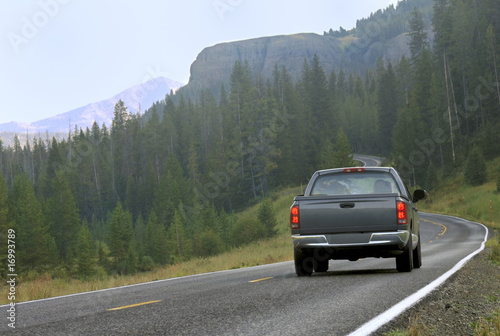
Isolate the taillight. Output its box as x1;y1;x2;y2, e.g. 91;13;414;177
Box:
397;201;407;225
290;205;299;229
343;168;365;173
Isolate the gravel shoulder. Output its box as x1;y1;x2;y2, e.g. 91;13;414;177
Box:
378;248;500;335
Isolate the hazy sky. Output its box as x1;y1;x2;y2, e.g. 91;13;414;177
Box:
1;0;399;124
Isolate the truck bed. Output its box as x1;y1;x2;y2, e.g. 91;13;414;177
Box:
294;194;402;235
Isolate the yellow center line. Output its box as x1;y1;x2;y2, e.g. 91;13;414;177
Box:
249;277;273;283
422;219;447;243
107;300;162;311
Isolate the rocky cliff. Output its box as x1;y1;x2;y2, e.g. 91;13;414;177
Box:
183;31;410;96
179;0;436;98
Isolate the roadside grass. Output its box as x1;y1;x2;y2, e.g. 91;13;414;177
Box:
385;158;500;336
0;187;300;305
475;236;500;336
418;178;500;231
384;314;427;336
473;308;500;336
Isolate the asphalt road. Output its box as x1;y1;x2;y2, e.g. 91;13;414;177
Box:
352;154;383;168
1;213;487;335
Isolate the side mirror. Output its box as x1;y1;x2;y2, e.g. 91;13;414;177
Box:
413;189;427;203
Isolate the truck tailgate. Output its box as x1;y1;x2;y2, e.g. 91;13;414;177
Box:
296;195;398;234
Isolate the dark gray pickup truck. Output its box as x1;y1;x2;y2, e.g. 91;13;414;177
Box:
290;167;427;276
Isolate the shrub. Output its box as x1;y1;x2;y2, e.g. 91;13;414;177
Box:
197;228;223;257
229;216;266;247
465;146;487;186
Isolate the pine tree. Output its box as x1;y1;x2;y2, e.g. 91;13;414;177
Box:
11;135;23;176
155;154;187;228
47;170;80;262
0;172;11;276
0;137;3;175
107;202;134;272
308;54;331;137
39;138;64;198
124;242;138;274
412;48;435;134
318;139;336;169
392;103;424;185
432;0;453;58
408;8;429;63
125;174;138;220
10;174;57;271
333;129;356;168
486;25;500;107
218;208;232;247
258;199;278;238
96;241;111;271
167;205;191;262
200;204;219;232
145;210;168;265
376;61;399;154
110;100;131;201
229;60;259;205
396;55;413;106
74;220;97;278
496;167;500;193
274;65;310;186
134;214;146;261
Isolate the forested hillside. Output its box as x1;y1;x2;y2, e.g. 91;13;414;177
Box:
0;0;499;279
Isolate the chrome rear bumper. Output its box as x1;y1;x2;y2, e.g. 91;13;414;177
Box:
292;230;410;250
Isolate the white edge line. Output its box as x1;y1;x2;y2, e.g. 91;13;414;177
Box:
347;216;489;336
353;156;367;167
1;261;292;307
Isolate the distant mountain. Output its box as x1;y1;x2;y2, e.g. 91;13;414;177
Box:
0;77;184;136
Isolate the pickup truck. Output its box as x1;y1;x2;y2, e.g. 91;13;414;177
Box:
290;167;427;276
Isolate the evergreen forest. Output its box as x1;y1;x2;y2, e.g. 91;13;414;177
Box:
1;0;499;279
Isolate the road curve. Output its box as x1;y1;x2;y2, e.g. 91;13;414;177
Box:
1;213;487;335
352;154;383;167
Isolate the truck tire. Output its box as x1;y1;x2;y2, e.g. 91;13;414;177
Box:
413;233;422;269
396;231;414;272
313;249;329;272
294;248;313;276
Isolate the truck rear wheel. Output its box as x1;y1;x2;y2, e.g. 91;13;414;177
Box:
294;248;313;276
413;233;422;268
396;232;414;272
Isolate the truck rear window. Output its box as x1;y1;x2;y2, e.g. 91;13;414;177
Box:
310;172;400;196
